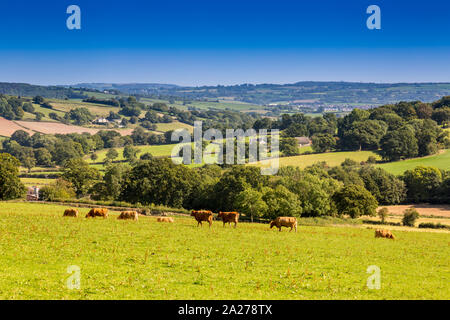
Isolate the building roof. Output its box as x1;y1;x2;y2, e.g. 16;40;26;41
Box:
294;136;312;145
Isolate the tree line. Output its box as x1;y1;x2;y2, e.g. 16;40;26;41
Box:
254;96;450;160
10;156;449;218
1;149;449;220
0;129;169;171
95;81;450;105
0;83;87;100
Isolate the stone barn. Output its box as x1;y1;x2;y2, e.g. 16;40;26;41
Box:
295;136;312;147
27;186;40;201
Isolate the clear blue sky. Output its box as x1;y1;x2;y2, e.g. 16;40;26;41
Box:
0;0;449;86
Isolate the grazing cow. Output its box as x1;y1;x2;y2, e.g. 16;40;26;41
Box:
157;217;174;223
375;229;395;240
270;217;297;232
118;211;139;221
85;208;108;219
191;210;213;227
63;208;79;217
218;211;240;228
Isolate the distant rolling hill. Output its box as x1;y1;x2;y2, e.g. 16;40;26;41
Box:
73;81;450;105
74;83;179;92
2;81;450;106
0;82;87;99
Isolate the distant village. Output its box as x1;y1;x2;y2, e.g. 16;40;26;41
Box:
265;101;378;117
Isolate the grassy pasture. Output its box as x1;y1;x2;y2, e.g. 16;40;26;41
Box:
75;91;118;100
255;151;380;169
155;122;193;133
32;104;66;121
253;148;450;175
48;100;121;117
21;112;39;121
139;97;262;112
20;178;56;187
189;100;262;111
86;144;185;163
20;171;61;176
19;167;60;173
0;202;448;300
377;150;450;175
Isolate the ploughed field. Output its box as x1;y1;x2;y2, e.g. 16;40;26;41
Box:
0;202;448;299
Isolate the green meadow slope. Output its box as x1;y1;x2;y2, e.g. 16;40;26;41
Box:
377;150;450;175
255;151;380;169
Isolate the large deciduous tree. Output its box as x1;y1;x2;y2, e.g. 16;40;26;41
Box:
332;184;378;218
62;158;101;197
280;137;300;156
340;120;387;151
0;153;26;200
262;185;302;219
312;133;336;153
380;125;418;161
402;166;442;203
234;187;268;222
120;158;199;208
279;167;341;217
212;166;269;211
359;166;406;205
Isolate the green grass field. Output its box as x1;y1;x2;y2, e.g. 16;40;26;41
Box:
255;151;380;169
32;104;67;121
73;91;118;100
19;167;60;173
298;146;313;154
377;150;450;175
48;100;121;117
0;202;448;299
155;122;194;133
20;177;56;187
139;97;262;112
86;144;186;163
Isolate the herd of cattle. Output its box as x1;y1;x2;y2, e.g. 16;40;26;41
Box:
62;208;396;238
62;208;298;232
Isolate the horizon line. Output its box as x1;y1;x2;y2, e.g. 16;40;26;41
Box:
2;80;450;88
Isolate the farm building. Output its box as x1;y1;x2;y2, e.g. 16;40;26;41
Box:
26;186;40;201
294;136;312;147
92;118;109;125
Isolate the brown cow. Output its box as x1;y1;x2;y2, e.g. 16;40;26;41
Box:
218;211;239;228
85;208;108;218
375;229;395;240
118;211;139;221
157;217;174;223
191;210;213;227
63;208;78;217
270;217;297;232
